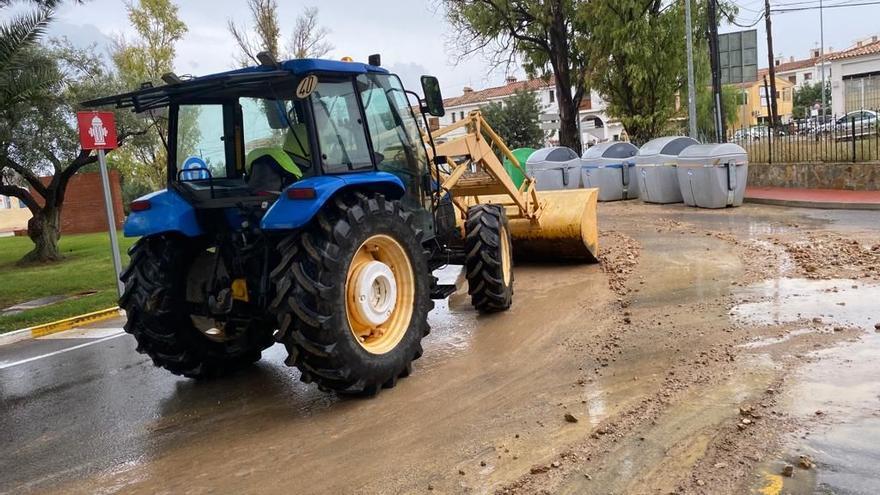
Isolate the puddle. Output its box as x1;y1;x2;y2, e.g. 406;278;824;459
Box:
735;278;880;494
737;328;815;349
730;278;878;328
1;291;99;316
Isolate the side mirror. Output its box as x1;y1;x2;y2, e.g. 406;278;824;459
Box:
420;75;445;117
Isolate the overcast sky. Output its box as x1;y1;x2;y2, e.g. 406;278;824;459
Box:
42;0;880;98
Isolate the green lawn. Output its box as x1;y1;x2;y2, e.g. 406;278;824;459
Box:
0;232;136;333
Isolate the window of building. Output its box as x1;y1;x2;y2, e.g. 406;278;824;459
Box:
843;74;880;112
788;75;796;84
451;112;456;123
549;90;555;103
804;73;813;81
460;111;465;120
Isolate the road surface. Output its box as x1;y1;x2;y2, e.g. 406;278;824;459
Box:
1;203;878;494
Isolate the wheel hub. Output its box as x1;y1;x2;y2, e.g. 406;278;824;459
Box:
345;234;415;355
350;260;398;327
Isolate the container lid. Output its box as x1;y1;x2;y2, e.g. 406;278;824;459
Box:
582;142;638;160
676;143;748;166
527;146;580;164
636;136;699;159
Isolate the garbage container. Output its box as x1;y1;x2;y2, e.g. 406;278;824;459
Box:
580;142;640;201
502;147;535;189
526;146;582;191
676;143;749;208
634;136;699;204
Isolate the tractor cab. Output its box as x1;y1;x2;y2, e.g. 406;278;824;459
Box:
85;57;443;234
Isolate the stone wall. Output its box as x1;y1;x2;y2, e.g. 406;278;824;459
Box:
747;162;880;190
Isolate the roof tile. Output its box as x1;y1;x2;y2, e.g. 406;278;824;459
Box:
444;77;554;107
829;39;880;61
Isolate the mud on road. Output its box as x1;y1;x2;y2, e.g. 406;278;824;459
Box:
3;203;879;495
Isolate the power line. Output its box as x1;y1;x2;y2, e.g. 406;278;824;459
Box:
722;3;767;27
772;0;880;11
770;0;867;7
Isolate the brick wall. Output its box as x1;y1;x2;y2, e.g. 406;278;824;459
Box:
36;171;125;235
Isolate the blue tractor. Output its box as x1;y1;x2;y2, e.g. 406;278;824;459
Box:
84;54;514;395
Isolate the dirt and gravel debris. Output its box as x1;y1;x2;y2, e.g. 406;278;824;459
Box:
771;232;880;280
597;231;641;296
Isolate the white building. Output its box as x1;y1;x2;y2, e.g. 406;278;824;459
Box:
0;194;31;234
437;76;624;152
829;35;880;115
773;48;829;89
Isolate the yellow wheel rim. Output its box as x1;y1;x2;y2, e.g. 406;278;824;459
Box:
345;234;415;355
501;224;512;286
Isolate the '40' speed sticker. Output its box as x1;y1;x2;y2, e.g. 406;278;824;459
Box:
296;75;318;99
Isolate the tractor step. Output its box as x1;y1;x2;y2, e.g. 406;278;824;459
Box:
430;284;457;300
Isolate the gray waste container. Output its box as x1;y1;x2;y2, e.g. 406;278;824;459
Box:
581;142;639;201
634;136;699;204
526;146;582;191
676;143;749;208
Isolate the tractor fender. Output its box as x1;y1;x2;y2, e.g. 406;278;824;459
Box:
260;171;405;231
123;189;204;238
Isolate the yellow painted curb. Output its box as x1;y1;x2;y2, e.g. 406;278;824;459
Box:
29;307;123;338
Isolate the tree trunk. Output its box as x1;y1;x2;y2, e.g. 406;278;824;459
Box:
548;6;581;153
555;76;581;152
20;207;63;264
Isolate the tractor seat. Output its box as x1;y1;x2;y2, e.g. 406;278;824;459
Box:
246;124;309;194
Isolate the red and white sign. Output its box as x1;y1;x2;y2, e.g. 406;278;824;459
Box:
77;111;118;150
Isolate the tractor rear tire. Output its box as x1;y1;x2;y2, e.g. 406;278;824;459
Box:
465;204;514;313
119;235;274;378
270;192;432;396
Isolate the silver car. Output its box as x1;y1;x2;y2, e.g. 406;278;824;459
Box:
821;110;878;135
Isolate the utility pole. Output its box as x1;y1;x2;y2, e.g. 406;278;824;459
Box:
685;0;698;139
819;0;827;120
764;0;779;128
707;0;725;142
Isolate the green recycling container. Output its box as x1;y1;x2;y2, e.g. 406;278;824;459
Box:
502;147;535;189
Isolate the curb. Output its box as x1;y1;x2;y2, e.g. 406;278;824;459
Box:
0;307;123;346
744;197;880;210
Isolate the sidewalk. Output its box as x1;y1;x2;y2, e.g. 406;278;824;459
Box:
745;187;880;210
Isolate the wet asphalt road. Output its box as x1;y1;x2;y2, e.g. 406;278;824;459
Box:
0;320;334;493
2;204;879;494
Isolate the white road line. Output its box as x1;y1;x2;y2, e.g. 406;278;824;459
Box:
0;331;127;370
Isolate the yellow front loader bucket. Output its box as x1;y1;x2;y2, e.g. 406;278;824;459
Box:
430;111;599;263
473;189;598;261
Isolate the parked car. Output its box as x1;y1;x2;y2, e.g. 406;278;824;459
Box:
820;110;878;135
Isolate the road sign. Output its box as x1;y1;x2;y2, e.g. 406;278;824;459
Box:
76;111;123;297
539;113;560;131
77;111;118;150
719;30;758;84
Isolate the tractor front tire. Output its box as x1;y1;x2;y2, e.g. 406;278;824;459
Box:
119;235;274;378
465;204;514;313
270;192;432;396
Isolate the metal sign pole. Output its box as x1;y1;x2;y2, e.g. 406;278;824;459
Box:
685;0;698;139
97;149;124;298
